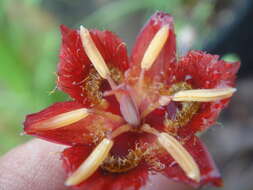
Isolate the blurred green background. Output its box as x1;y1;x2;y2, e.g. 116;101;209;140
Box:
1;0;253;189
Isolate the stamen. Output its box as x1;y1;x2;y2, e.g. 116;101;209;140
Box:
158;133;200;182
32;108;89;130
80;26;140;126
158;96;172;106
80;25;110;79
91;109;124;123
141;25;169;70
65;138;113;186
103;87;128;97
142;125;200;182
172;88;236;102
141;104;158;119
141;124;159;136
141;96;171;119
110;124;131;139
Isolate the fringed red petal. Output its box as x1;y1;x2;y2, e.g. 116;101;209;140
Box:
178;99;229;136
24;101;123;146
62;145;149;190
128;11;176;83
130;12;176;77
160;135;222;188
175;50;240;134
175;50;240;88
57;25;129;107
125;11;177;113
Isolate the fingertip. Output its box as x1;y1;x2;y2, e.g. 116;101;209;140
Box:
143;173;193;190
0;139;69;190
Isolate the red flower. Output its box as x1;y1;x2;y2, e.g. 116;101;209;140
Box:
24;11;240;190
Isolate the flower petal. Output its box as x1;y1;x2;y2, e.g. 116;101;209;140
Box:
57;25;128;107
125;12;176;114
62;145;149;190
127;11;176;84
24;101;123;146
178;99;229;136
160;135;222;188
175;50;240;89
174;50;240;134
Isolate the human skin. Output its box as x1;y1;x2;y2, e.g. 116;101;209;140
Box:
0;139;193;190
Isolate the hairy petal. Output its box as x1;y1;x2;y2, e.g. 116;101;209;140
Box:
175;50;240;88
160;136;222;188
178;99;228;136
57;25;128;107
24;101;123;146
128;11;176;82
62;145;149;190
125;12;176;114
174;50;240;134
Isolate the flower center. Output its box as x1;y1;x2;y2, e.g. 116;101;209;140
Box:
101;142;165;173
101;148;143;173
99;82;199;174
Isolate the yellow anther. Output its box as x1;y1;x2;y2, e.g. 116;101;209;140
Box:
141;25;169;70
33;108;89;130
172;88;236;102
65;138;113;186
158;133;200;182
80;25;110;79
